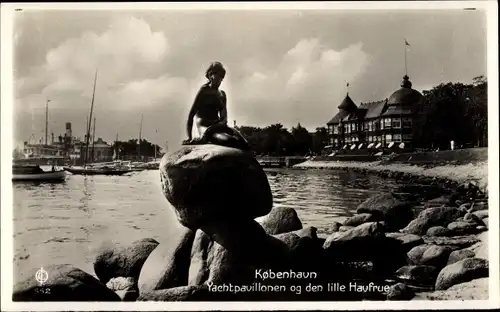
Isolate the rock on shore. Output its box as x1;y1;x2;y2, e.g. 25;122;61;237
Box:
356;193;414;231
158;144;273;230
94;238;159;284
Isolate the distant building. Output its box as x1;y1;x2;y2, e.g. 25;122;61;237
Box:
22;143;63;158
80;137;113;162
326;75;424;149
18;121;112;163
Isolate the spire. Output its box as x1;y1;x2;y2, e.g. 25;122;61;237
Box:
401;75;412;88
338;93;357;111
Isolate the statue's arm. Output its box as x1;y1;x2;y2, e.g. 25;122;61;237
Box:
186;88;203;140
219;90;228;126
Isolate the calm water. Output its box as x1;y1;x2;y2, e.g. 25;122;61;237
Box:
12;167;402;282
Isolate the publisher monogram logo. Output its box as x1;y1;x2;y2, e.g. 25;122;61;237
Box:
35;267;49;286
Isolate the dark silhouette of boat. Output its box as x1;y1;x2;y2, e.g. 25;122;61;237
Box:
12;164;66;181
63;166;132;176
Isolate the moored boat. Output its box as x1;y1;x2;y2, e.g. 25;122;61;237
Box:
12;165;66;181
63;166;132;176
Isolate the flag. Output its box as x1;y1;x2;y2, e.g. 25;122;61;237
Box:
405;39;411;47
347;82;350;87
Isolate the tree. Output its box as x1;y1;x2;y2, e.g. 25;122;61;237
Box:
413;78;486;149
291;123;313;155
112;139;162;159
312;127;328;154
469;76;488;146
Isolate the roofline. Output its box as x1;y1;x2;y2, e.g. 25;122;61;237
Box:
327;112;415;124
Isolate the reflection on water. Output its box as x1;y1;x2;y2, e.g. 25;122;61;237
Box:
265;169;401;234
12;168;402;282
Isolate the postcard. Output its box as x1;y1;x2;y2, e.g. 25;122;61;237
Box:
1;1;498;311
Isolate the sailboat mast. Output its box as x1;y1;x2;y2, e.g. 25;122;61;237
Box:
84;70;98;166
91;117;96;162
137;113;143;160
45;99;50;146
114;132;119;161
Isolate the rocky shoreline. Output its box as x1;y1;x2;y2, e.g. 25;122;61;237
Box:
12;144;490;302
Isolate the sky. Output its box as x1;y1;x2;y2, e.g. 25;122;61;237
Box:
11;6;487;151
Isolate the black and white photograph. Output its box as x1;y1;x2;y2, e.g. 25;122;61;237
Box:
1;1;498;309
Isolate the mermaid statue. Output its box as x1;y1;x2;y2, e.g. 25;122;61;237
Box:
182;62;250;151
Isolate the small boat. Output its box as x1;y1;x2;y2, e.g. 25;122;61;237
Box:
63;166;132;176
12;164;66;181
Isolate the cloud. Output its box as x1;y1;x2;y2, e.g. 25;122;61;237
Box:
16;16;170;110
230;40;370;129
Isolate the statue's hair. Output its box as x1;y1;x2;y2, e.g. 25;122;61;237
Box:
205;61;226;79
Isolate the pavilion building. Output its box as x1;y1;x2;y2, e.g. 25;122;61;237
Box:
326;75;424;149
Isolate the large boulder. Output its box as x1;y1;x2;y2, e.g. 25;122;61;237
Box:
447;221;479;235
259;207;302;235
356;193;414;230
322;222;387;261
426;226;453;237
385;233;424;253
406;245;429;265
13;264;121;301
447;249;475;265
407;244;456;268
159;144;273;230
199;218;291;268
93;238;159;284
417;245;455;268
401;206;465;235
188;225;292;287
435;258;489;290
138;226;195;295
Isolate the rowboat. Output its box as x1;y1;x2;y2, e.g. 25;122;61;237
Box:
63;166;132;176
12;165;66;181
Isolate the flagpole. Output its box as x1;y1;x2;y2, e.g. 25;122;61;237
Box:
404;39;407;76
